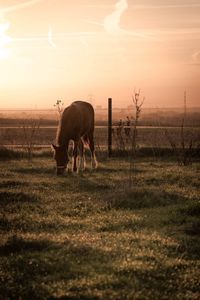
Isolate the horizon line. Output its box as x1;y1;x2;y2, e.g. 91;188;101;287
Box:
1;106;200;111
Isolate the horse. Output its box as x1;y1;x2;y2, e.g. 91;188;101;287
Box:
52;101;97;175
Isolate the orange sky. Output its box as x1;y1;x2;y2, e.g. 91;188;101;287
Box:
0;0;200;108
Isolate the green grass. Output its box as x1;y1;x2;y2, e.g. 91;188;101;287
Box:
0;156;200;300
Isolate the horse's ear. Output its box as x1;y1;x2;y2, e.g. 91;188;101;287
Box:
51;144;57;151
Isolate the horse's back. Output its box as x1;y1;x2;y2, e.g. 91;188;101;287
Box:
72;100;94;111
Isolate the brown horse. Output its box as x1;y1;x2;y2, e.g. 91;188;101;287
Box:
52;101;97;175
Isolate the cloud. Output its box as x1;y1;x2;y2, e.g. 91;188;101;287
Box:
79;37;89;48
0;22;12;59
103;0;128;34
47;27;88;50
48;26;56;49
185;50;200;66
129;3;200;10
147;28;200;42
99;0;160;41
0;0;44;14
0;22;10;37
13;31;96;42
192;50;200;65
11;31;97;51
0;23;12;47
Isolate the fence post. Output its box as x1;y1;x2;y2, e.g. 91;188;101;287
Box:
108;98;112;157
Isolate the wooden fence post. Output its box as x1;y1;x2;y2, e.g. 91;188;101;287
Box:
108;98;112;157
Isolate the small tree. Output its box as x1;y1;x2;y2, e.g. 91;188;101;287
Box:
164;91;197;166
115;119;125;152
129;90;144;186
21;118;41;161
54;99;64;119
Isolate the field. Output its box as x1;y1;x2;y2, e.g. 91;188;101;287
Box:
0;153;200;299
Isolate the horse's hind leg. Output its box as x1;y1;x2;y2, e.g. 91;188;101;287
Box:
88;133;98;169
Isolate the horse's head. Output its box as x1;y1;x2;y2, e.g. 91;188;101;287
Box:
51;144;69;175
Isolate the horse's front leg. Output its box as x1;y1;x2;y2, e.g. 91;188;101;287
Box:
72;141;78;172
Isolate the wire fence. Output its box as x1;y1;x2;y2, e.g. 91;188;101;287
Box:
0;125;199;151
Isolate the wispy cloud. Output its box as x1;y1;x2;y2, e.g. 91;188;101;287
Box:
192;50;200;63
48;26;56;49
147;28;200;41
12;31;97;46
77;3;200;10
129;3;200;10
79;37;89;48
0;22;10;41
0;0;44;14
103;0;128;34
0;22;12;59
86;0;159;40
47;27;89;50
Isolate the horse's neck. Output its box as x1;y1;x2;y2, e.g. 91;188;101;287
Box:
57;124;69;149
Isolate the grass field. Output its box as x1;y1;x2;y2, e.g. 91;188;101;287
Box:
0;154;200;299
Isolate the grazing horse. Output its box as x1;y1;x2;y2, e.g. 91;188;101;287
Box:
52;101;97;175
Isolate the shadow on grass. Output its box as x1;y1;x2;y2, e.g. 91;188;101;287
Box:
109;263;197;295
0;147;23;160
1;232;199;299
0;180;27;189
171;202;200;259
98;218;143;233
180;202;200;237
165;201;200;238
98;165;144;174
179;201;200;218
0;235;54;255
184;221;200;236
77;177;110;192
1;237;112;300
0;191;39;205
1;218;86;233
48;296;100;300
104;187;188;210
178;234;200;260
52;175;111;194
36;254;199;299
14;166;54;175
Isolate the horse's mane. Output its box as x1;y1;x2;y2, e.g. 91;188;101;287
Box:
56;106;71;146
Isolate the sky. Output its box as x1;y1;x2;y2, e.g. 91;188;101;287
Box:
0;0;200;108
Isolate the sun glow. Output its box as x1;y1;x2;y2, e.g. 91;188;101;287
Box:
0;22;11;59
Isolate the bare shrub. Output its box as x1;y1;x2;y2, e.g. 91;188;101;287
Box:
164;92;199;166
129;90;144;185
54;99;64;119
21;118;41;161
113;119;126;152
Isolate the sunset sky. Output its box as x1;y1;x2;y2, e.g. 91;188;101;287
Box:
0;0;200;108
